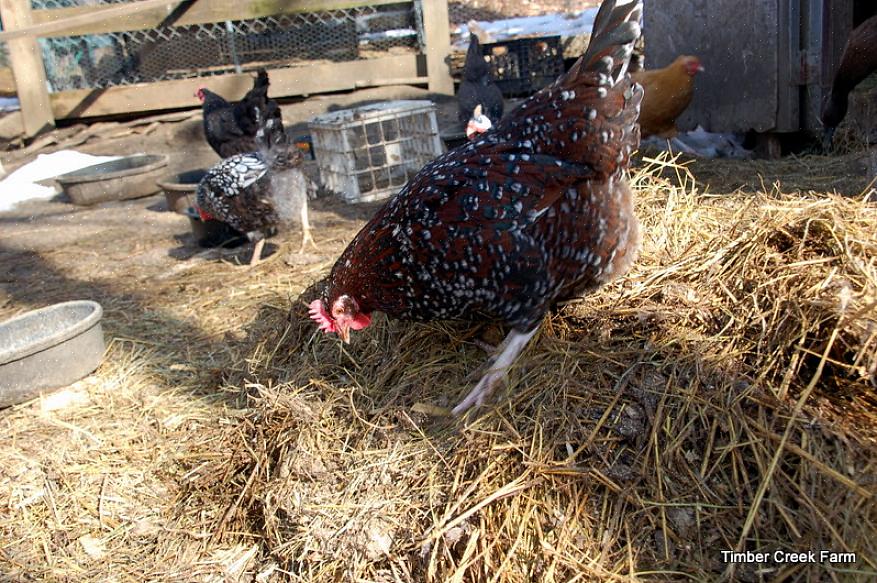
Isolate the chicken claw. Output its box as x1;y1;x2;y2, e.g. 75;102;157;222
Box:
453;328;538;415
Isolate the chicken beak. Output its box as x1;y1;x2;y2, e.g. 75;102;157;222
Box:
338;323;351;344
696;64;705;73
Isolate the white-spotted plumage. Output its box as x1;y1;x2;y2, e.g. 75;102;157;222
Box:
317;0;644;413
196;145;315;265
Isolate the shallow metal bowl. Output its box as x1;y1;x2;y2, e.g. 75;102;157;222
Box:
57;154;169;205
0;300;105;407
156;168;208;214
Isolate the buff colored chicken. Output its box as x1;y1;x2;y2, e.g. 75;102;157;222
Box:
632;55;703;138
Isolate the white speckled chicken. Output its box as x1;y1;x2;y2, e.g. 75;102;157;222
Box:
821;14;877;148
196;145;315;266
310;0;644;413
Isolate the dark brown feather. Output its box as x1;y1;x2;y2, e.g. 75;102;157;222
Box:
323;0;643;333
821;14;877;130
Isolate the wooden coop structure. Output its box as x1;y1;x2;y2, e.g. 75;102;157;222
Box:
644;0;877;139
0;0;455;137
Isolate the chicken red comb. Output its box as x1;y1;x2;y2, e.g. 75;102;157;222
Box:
308;299;337;334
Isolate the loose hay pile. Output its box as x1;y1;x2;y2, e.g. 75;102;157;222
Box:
1;154;876;582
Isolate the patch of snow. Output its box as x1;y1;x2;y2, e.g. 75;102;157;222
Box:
641;126;753;159
453;10;598;47
0;150;120;212
0;97;20;112
359;28;417;43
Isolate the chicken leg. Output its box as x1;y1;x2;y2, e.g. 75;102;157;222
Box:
299;199;316;252
249;237;266;266
452;328;538;415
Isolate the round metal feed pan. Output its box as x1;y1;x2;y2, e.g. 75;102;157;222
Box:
156;168;207;214
57;154;169;206
0;300;105;408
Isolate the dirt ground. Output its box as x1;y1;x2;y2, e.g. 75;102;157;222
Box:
1;85;875;582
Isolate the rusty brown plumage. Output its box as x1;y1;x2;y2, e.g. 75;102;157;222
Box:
313;0;644;413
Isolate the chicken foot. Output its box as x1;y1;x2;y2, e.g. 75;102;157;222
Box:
473;338;497;353
299;199;316;252
452;328;538;415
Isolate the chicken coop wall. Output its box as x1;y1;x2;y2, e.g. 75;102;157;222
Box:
30;0;419;91
0;0;454;136
643;0;856;134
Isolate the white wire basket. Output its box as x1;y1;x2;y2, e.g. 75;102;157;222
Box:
309;100;444;203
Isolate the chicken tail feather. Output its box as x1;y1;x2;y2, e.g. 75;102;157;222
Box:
574;0;642;86
493;0;643;174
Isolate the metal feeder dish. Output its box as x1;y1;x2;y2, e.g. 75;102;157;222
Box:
0;300;105;408
57;154;169;205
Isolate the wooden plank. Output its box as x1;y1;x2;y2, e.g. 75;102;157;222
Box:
420;0;454;94
0;67;16;96
0;0;183;42
20;0;408;39
0;0;54;136
49;55;427;119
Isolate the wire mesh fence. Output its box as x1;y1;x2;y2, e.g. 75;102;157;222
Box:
30;0;421;92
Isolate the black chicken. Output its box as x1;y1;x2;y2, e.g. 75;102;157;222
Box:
457;33;504;137
196;69;286;159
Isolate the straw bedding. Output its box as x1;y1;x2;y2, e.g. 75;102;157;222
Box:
0;152;875;581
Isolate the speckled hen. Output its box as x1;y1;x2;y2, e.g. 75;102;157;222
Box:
310;0;644;414
821;14;877;148
196;145;314;266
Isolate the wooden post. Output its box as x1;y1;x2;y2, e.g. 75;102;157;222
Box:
0;0;55;137
420;0;453;95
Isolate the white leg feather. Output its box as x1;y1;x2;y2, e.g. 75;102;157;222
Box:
452;328;538;415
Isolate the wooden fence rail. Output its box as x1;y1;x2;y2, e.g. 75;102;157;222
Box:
0;0;454;137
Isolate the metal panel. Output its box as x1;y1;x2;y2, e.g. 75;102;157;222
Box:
775;0;800;133
644;0;780;133
801;0;826;131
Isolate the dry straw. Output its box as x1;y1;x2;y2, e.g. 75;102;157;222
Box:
1;151;875;582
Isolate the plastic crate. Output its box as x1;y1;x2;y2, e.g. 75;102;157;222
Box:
482;36;564;97
309;100;444;203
